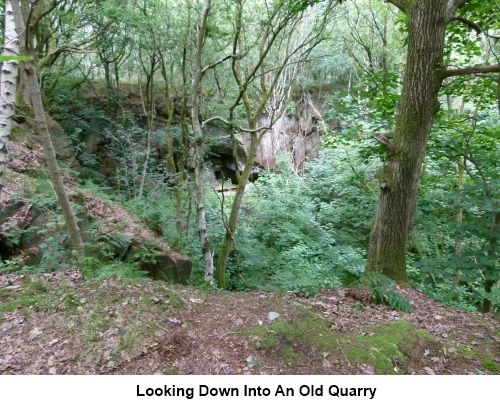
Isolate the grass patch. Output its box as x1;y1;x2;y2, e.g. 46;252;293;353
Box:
482;361;499;373
167;291;184;309
0;280;57;313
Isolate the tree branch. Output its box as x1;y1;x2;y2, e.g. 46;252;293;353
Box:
441;64;500;79
201;116;270;133
30;0;62;30
449;16;500;38
201;54;234;75
385;0;411;14
36;16;117;70
372;132;395;153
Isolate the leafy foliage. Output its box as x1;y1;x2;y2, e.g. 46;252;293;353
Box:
361;273;413;313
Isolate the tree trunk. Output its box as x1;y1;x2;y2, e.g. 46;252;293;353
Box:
482;77;500;312
0;0;20;188
453;156;464;290
482;212;500;313
25;61;85;257
367;1;450;283
10;1;85;257
192;0;215;284
216;130;258;289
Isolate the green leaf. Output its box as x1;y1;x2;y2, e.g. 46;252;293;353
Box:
0;55;32;62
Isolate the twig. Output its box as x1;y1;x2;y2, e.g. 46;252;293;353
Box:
338;340;352;367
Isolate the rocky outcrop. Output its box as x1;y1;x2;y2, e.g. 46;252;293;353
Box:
0;142;192;284
196;97;326;185
80;191;192;284
254;97;325;171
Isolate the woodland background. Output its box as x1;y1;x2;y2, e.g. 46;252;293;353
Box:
0;0;499;316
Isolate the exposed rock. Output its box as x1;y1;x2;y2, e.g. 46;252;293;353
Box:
0;148;192;284
46;117;80;169
254;100;323;171
80;192;192;284
128;241;192;285
205;131;259;184
0;203;24;224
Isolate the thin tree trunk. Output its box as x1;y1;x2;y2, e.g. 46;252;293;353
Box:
482;76;500;312
216;131;258;289
0;0;20;188
446;94;464;290
25;61;85;257
453;157;464;290
192;0;214;283
11;1;84;257
138;80;152;198
482;212;500;313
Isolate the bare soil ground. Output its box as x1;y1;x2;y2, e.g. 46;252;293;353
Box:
1;269;498;375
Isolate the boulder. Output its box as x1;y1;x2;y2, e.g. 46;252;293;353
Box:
128;241;192;285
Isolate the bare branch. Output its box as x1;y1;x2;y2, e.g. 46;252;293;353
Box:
372;132;395;153
201;54;234;75
441;64;500;79
201;116;270;133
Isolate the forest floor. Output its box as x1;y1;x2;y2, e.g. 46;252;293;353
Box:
1;269;499;375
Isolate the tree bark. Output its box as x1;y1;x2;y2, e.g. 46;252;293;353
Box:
0;0;21;188
482;212;500;313
192;0;215;284
367;1;451;283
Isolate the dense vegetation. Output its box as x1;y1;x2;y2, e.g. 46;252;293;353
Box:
1;0;499;314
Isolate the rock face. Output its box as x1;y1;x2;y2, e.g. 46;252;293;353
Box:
254;111;322;172
203;98;325;184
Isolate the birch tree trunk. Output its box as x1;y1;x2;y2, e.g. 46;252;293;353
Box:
0;0;21;188
192;0;214;283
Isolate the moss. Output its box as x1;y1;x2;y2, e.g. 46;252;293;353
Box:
10;123;28;142
242;307;332;364
447;343;500;374
344;321;435;374
242;307;436;373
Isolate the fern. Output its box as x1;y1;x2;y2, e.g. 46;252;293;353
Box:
361;273;413;313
